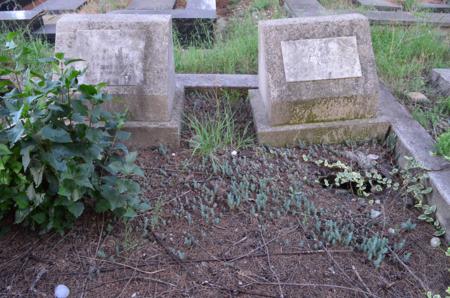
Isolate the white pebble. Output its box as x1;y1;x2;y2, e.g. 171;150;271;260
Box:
370;209;382;219
375;199;381;205
231;150;238;156
55;284;70;298
430;237;441;248
131;293;137;298
388;228;396;235
171;153;176;157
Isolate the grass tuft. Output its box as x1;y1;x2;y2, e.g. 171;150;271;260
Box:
436;130;450;160
188;105;253;157
371;24;450;95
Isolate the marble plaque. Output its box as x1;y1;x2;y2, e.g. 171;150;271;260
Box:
281;36;362;83
76;29;145;86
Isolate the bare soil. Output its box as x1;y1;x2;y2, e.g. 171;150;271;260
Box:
0;90;448;298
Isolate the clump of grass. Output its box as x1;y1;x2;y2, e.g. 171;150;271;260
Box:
318;0;355;9
81;0;131;13
175;0;283;74
371;25;450;96
436;131;450;160
188;106;253;157
0;30;52;73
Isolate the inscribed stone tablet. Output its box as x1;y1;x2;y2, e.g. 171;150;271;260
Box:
76;29;145;86
281;36;362;82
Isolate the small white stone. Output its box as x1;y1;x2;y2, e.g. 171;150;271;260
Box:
370;209;382;219
388;228;396;235
238;281;243;286
375;199;381;205
430;237;441;248
231;150;238;156
367;154;379;160
131;293;137;298
171;153;176;157
55;284;70;298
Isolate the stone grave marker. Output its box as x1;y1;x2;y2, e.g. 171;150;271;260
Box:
55;14;183;147
251;13;389;146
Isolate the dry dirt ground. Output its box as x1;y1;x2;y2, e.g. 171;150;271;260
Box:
0;90;448;297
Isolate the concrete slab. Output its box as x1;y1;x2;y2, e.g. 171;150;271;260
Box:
428;170;450;241
0;10;43;30
176;74;258;89
361;10;450;27
32;0;86;13
431;68;450;96
379;83;449;171
187;0;216;10
127;0;175;10
356;0;402;11
249;89;390;146
124;85;184;148
419;2;450;13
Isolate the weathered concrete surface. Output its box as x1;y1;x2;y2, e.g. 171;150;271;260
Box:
356;0;402;11
281;36;362;82
0;10;43;31
379;83;450;172
124;86;184;148
428;170;450;241
284;0;324;16
249;89;390;146
258;14;379;126
187;0;216;10
431;68;450;96
361;10;450;27
127;0;175;10
32;0;86;12
419;2;450;13
55;14;175;122
176;74;258;89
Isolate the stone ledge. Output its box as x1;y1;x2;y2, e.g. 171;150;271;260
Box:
176;74;258;89
249;89;390;146
124;85;184;149
431;68;450;96
356;0;402;11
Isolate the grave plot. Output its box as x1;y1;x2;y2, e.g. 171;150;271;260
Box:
0;87;449;297
0;0;449;297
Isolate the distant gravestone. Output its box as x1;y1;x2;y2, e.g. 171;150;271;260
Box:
55;14;183;147
251;14;388;145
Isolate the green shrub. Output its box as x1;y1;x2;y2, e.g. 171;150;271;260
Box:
436;131;450;161
0;32;148;232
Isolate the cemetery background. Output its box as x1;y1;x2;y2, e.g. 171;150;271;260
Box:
0;0;449;297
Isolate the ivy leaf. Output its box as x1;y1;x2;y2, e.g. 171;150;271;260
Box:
67;201;84;218
40;126;72;143
30;165;44;187
32;212;47;225
20;145;34;170
7;122;24;146
0;144;11;156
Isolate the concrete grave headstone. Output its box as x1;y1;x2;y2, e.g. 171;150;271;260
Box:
251;13;389;146
55;14;183;147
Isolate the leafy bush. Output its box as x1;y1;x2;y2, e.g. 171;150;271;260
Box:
436;131;450;161
0;32;148;232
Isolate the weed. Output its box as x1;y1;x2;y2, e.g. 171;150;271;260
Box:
371;25;449;96
188;106;253;157
435;131;450;160
174;0;283;74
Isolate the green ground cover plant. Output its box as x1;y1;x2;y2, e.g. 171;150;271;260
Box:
0;32;147;232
